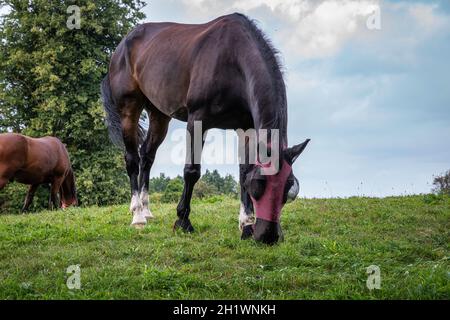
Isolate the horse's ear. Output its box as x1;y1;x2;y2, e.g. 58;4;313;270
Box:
284;139;310;164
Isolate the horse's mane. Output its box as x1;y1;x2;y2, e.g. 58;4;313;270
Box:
236;13;288;142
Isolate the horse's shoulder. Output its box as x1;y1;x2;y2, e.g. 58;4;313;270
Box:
124;22;174;49
0;133;28;161
0;132;27;145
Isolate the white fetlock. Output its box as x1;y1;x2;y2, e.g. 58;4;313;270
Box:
131;212;147;229
130;193;146;228
239;204;255;231
130;192;142;212
142;207;154;219
139;191;154;219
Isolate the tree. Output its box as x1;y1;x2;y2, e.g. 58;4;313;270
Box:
222;173;238;196
193;179;219;199
202;169;223;192
202;169;238;195
150;173;171;193
432;170;450;195
0;0;146;209
161;176;183;203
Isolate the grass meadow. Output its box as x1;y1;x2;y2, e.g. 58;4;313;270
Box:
0;195;448;299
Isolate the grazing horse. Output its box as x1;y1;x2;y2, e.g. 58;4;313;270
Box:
0;133;77;211
102;13;310;244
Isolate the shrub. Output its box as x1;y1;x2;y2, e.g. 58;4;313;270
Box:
0;183;49;213
193;179;219;199
161;177;184;203
432;170;450;195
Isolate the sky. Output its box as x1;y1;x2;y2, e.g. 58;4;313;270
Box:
137;0;450;198
0;1;447;198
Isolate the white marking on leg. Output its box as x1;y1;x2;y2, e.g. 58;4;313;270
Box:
239;203;255;231
130;192;146;227
140;190;154;219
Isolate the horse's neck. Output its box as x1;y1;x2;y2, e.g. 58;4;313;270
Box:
239;47;288;150
249;80;288;148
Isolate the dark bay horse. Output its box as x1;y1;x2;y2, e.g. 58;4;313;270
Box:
0;133;77;211
102;13;310;244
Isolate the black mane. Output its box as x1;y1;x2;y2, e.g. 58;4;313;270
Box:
235;13;288;142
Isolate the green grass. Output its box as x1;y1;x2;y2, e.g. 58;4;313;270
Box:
0;195;449;299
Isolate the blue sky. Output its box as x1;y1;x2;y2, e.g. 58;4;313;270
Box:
139;0;450;198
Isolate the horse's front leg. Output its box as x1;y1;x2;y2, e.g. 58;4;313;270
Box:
22;184;39;212
49;177;63;210
138;108;171;220
239;164;255;239
174;118;206;233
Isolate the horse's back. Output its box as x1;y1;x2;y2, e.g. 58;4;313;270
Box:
1;134;69;185
28;136;70;169
111;13;254;119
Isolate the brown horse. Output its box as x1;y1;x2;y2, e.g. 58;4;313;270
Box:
0;133;77;211
102;13;310;244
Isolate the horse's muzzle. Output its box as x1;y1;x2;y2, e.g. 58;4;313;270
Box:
253;218;283;245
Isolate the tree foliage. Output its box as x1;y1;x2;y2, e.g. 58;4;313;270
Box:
432;170;450;195
0;0;146;209
202;169;238;195
160;176;183;203
0;1;240;212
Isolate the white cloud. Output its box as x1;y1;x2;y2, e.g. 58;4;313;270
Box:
173;0;450;61
283;0;379;58
178;0;380;59
143;1;450;197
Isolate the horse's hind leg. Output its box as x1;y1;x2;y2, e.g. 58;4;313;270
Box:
138;107;171;220
22;184;39;212
174;116;207;233
119;97;146;228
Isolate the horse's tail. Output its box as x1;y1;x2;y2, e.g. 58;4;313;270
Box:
60;167;78;208
101;74;147;148
101;74;124;148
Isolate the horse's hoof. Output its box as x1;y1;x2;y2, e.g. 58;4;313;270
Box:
142;208;154;220
131;212;147;228
173;218;194;233
241;225;254;240
132;223;146;230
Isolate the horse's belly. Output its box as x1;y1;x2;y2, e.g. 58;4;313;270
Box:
143;88;189;121
14;169;49;185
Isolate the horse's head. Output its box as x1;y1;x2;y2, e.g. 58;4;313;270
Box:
245;139;310;244
60;168;78;208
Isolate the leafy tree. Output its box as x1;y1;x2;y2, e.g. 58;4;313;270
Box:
222;173;238;195
202;169;237;195
0;0;146;209
150;173;171;193
432;170;450;195
193;179;219;199
161;176;183;203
